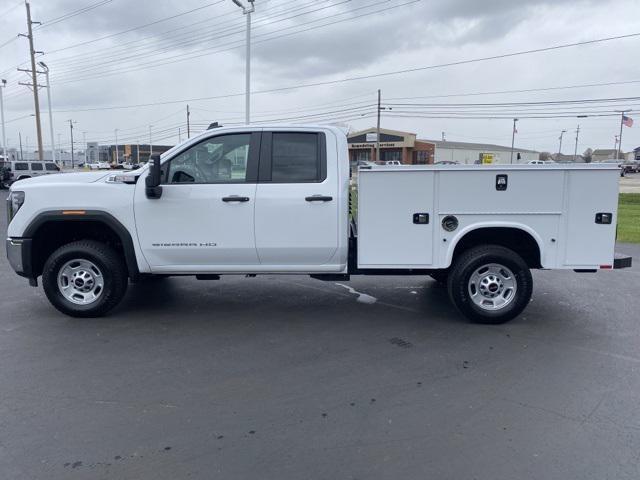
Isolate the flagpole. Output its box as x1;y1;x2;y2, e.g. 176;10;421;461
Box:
615;109;632;161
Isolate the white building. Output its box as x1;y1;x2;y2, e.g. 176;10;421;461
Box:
428;140;539;164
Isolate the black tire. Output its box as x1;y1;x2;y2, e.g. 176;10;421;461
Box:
447;245;532;324
429;270;449;285
42;240;128;318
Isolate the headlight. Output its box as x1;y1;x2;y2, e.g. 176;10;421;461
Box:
7;191;25;222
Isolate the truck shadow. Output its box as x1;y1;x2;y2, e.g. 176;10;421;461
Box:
110;276;471;329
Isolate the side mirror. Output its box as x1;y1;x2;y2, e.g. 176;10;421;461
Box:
145;154;163;199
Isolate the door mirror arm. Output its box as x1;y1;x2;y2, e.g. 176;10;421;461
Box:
145;154;163;199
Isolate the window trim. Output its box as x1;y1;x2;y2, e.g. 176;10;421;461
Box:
161;131;261;185
258;131;327;184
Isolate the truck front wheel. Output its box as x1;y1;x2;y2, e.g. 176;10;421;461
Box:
447;245;532;324
42;240;128;318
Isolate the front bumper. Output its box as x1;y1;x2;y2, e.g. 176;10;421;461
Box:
6;238;35;281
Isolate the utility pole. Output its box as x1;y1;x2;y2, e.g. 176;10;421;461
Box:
186;104;191;139
38;62;56;163
376;89;381;162
615;109;632;161
0;79;6;161
149;125;153;159
231;0;255;124
510;118;518;164
18;1;44;161
68;119;76;168
558;129;567;156
614;135;619;158
573;125;580;162
441;131;446;142
114;128;119;164
19;132;23;161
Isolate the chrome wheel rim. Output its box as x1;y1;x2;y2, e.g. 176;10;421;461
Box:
57;259;104;305
468;263;517;311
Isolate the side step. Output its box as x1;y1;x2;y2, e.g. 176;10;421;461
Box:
310;274;350;281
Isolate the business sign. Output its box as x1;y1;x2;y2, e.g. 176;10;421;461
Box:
349;142;404;149
366;133;378;142
480;153;494;164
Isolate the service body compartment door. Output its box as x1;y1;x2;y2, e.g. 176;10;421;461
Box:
358;170;435;268
562;169;619;267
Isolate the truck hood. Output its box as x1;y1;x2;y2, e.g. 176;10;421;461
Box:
11;171;111;187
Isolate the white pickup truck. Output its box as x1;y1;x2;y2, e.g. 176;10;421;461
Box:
6;125;631;323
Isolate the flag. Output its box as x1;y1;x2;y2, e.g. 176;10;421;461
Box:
623;115;634;127
513;125;518;134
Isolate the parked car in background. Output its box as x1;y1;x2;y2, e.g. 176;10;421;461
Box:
97;162;111;170
528;160;555;165
385;160;402;166
1;160;60;188
600;159;625;177
622;160;639;174
121;162;140;170
435;161;460;165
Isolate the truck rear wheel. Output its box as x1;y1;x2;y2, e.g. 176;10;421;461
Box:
42;240;128;318
447;245;532;324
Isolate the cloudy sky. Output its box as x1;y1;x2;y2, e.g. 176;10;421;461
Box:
0;0;639;156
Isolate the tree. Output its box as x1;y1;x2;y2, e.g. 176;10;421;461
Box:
583;148;593;163
539;152;552;161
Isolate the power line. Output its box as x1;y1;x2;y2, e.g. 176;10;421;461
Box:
35;0;114;29
47;27;638;108
48;0;342;74
385;79;640;101
47;0;360;82
45;0;226;55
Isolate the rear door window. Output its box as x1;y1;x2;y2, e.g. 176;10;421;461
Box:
45;163;59;171
260;132;326;183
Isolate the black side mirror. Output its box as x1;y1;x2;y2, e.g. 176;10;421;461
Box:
145;154;163;199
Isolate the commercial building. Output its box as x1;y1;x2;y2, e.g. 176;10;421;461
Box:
347;128;435;165
428;139;539;164
105;144;173;164
347;128;539;166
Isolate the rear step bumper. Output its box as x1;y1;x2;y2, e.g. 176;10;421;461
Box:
614;253;633;269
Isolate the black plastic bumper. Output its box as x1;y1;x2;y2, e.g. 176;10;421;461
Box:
6;238;35;281
614;253;633;269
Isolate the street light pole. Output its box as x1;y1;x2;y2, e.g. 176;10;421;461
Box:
68;119;76;168
149;125;153;160
38;62;56;164
0;79;7;161
232;0;255;124
558;129;567;156
573;125;580;162
510;118;518;164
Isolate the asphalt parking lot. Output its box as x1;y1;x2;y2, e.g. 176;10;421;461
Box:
1;200;640;479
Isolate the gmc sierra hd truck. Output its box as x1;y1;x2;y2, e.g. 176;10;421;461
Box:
6;125;632;323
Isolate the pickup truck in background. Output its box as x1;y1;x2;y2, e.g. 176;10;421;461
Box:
6;125;632;323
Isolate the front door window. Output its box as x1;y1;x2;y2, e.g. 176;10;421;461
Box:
166;134;251;184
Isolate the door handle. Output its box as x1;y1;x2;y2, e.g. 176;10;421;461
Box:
305;195;333;202
222;196;250;203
